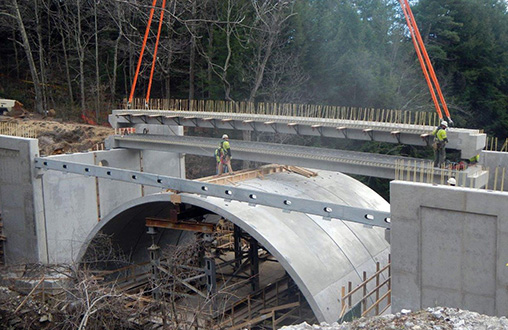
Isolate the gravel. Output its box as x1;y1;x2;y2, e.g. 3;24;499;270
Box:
279;307;508;330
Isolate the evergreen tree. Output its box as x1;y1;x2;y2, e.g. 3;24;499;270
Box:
414;0;508;135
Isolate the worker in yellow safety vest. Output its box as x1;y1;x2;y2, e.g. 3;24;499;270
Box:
468;154;480;165
432;121;449;168
218;134;234;176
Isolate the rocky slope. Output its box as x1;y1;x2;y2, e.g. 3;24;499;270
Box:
281;307;508;330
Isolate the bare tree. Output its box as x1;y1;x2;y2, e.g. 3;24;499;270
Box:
4;0;44;114
247;0;296;102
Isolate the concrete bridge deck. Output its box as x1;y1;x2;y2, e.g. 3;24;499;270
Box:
106;134;488;187
109;109;486;159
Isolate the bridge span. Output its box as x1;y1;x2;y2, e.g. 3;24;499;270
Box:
110;109;486;159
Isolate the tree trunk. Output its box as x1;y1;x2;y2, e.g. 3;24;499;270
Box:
34;0;48;113
110;2;122;103
94;0;100;121
188;0;197;102
12;28;20;79
13;0;43;114
207;25;213;99
76;0;86;115
248;34;275;102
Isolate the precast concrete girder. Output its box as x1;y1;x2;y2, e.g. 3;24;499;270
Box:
106;134;488;187
109;110;486;159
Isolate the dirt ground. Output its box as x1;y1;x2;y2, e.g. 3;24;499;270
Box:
1;114;114;156
1;115;222;179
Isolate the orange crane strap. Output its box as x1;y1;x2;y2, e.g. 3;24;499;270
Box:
128;0;159;106
146;0;167;104
399;0;443;120
402;0;452;122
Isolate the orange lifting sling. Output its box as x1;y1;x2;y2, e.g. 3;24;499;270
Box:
128;0;167;108
399;0;453;124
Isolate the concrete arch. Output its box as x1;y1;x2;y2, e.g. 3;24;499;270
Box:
78;170;390;323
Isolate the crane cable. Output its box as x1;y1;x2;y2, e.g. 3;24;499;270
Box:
399;0;443;121
399;0;453;125
128;0;166;109
146;0;167;105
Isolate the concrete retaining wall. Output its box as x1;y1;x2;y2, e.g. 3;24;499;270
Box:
39;148;184;264
0;136;43;264
390;181;508;317
0;134;185;265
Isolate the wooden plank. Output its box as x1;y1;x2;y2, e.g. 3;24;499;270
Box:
146;217;215;233
228;312;273;330
362;290;390;316
258;301;299;314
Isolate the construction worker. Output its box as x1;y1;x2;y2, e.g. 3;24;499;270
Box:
214;147;222;175
432;121;449;168
468;154;480;165
447;177;456;186
218;134;234;175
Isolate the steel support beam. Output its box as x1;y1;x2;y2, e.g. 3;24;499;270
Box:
234;225;242;271
249;237;260;292
34;157;391;228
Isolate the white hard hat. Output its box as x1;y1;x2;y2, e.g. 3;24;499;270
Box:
447;177;456;185
441;121;448;127
222;134;229;139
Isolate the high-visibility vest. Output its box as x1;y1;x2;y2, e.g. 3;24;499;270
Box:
432;127;447;142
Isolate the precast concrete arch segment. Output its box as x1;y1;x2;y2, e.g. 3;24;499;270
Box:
79;170;390;323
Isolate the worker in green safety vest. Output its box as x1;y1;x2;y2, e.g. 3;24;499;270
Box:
432;121;449;168
468;154;480;164
218;134;234;176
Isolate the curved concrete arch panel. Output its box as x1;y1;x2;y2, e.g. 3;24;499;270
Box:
78;170;390;323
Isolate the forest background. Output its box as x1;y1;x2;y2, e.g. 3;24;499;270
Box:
0;0;507;137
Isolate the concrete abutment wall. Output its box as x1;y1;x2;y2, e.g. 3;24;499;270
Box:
0;134;185;264
0;136;44;264
391;181;508;317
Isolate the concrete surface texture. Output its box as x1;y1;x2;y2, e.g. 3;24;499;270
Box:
79;170;390;324
0;135;42;264
390;181;508;317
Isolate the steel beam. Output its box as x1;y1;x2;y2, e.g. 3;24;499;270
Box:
110;109;486;158
34;157;391;228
